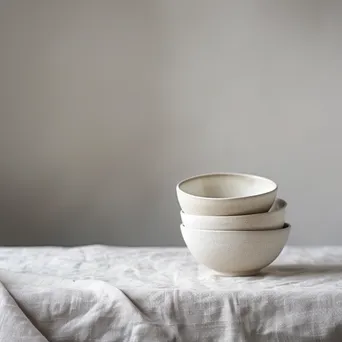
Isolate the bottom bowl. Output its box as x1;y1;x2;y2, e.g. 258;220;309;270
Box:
180;223;290;276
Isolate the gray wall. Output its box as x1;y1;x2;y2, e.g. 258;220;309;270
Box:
0;1;341;246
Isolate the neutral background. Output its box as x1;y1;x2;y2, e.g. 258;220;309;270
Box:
0;1;341;246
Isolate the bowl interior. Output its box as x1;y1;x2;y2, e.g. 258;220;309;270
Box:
181;222;290;233
178;173;277;199
268;198;287;212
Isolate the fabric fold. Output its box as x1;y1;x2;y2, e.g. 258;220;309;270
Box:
0;280;49;342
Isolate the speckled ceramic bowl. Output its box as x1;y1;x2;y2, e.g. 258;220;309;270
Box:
180;223;290;276
181;198;286;231
176;173;277;216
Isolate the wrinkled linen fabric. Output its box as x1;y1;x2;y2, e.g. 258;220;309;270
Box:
0;246;341;341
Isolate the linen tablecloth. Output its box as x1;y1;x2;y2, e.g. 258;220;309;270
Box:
0;245;341;341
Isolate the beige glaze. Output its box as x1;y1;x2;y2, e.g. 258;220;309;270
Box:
180;223;290;276
176;173;277;216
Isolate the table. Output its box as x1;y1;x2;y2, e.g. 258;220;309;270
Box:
0;245;341;341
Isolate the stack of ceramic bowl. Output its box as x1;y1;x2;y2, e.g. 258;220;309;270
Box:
176;173;290;276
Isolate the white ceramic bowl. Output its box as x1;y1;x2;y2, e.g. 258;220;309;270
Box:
176;173;277;216
181;198;287;231
180;223;290;276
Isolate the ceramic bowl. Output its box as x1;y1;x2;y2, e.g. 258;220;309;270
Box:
181;198;287;230
176;173;277;216
180;223;290;276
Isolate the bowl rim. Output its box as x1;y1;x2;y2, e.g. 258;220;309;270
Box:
176;172;278;201
180;222;291;233
180;198;287;219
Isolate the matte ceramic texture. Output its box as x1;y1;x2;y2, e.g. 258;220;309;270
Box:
180;198;287;231
176;173;277;216
180;223;290;276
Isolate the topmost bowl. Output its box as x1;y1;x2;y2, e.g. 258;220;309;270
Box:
176;173;277;216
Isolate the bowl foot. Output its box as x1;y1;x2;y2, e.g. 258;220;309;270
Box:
214;269;261;277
